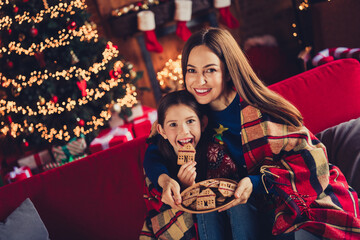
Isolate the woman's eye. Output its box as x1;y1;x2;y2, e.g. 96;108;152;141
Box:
205;68;217;73
187;68;195;73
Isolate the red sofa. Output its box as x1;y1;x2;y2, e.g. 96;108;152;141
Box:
0;59;359;239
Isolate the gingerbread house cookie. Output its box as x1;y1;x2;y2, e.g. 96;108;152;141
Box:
196;188;216;210
199;179;220;188
218;181;236;197
177;143;196;165
182;187;200;207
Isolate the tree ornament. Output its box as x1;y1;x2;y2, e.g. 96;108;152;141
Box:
51;95;58;103
111;103;121;113
137;11;163;53
8;29;12;35
28;126;34;133
130;70;137;79
77;79;87;97
77;118;85;127
11;86;21;97
214;0;240;29
13;5;19;13
23;0;29;2
18;33;25;42
7;60;14;69
70;50;79;64
22;139;29;148
39;97;46;105
34;52;46;68
67;21;77;30
6;115;12;124
30;26;39;37
174;0;192;41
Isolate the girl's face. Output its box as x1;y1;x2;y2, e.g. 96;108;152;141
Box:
157;104;206;155
185;45;228;110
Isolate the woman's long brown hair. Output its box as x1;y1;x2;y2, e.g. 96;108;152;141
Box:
181;27;303;127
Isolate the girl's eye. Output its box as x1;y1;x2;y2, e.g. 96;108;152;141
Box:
187;119;196;124
169;122;177;127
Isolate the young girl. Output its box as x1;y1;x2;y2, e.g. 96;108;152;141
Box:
143;27;360;240
140;90;258;240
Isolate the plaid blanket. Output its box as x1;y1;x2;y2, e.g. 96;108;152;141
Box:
139;173;198;240
241;102;360;239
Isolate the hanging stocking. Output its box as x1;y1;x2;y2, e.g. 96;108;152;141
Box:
137;11;163;53
214;0;240;29
174;0;192;41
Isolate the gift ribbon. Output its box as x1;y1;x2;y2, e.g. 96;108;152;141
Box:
9;167;31;179
34;152;43;171
90;127;133;150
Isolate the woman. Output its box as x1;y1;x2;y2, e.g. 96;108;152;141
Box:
143;27;360;240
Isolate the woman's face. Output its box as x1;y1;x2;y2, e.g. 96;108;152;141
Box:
157;104;203;155
185;45;228;110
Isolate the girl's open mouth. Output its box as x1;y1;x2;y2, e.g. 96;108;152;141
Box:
178;138;194;146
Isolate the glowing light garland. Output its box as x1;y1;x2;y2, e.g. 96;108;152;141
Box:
0;0;139;144
0;0;86;29
0;25;98;56
0;88;137;143
1;41;116;91
157;54;184;93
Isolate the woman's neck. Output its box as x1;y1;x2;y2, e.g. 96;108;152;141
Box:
210;88;237;111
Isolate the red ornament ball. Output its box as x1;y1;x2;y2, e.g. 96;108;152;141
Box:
67;21;77;30
23;0;29;2
30;27;38;37
6;116;12;124
13;6;19;13
51;95;58;103
78;119;85;127
23;141;29;148
7;61;14;68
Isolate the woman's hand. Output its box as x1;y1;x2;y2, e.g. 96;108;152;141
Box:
218;177;253;212
177;161;197;188
158;174;182;209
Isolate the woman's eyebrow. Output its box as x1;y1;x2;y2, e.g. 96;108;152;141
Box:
187;63;218;68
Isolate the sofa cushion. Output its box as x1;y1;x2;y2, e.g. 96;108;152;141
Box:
316;118;360;193
269;59;360;134
0;198;49;240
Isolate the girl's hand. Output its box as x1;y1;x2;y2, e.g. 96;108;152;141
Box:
158;174;182;209
218;177;253;212
177;161;197;188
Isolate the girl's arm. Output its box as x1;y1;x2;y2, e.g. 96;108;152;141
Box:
143;143;170;189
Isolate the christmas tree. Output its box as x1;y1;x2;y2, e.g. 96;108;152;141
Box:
0;0;140;155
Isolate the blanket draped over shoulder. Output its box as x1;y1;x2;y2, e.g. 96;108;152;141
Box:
139;173;198;240
241;102;360;239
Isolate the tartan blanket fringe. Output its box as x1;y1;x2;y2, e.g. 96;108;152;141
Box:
139;173;198;240
241;103;360;239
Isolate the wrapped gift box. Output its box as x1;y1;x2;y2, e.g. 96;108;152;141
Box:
5;166;32;184
17;149;53;174
52;137;87;164
132;105;157;138
89;123;134;153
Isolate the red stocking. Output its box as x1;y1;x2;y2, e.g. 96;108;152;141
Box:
218;6;240;29
174;0;192;41
176;21;192;41
143;30;163;53
138;11;163;53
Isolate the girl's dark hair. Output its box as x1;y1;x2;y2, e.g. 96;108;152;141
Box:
150;90;209;182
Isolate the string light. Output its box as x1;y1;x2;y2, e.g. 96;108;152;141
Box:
0;0;87;29
1;42;116;91
111;0;163;17
0;0;139;144
157;54;184;93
